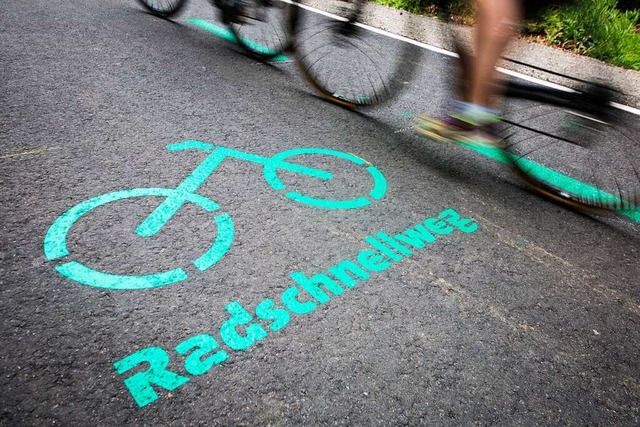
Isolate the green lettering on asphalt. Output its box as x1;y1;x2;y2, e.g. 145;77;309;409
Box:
219;301;268;351
175;334;229;376
115;208;479;407
187;18;290;62
327;260;370;288
290;271;344;304
255;299;291;332
281;286;317;314
114;347;189;408
394;224;437;248
355;250;392;272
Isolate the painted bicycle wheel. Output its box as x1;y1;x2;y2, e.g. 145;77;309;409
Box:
226;0;291;60
288;0;421;108
501;83;640;212
44;188;234;290
136;0;188;18
263;148;387;209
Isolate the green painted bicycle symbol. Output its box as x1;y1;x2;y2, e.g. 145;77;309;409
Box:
44;141;387;290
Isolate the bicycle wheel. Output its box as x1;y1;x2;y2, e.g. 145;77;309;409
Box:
288;0;420;108
44;188;234;290
263;148;387;209
226;0;291;60
501;84;640;211
136;0;188;18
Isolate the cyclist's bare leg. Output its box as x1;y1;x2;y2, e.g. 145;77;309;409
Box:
469;0;522;106
414;0;523;145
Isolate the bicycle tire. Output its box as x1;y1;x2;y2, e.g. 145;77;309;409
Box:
263;148;387;209
226;0;291;60
288;0;421;108
136;0;188;18
44;188;235;290
501;83;640;212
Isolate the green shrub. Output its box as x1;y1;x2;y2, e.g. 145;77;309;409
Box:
373;0;434;14
372;0;473;17
540;0;640;70
374;0;640;70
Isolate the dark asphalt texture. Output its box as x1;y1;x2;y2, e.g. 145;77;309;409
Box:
2;0;640;425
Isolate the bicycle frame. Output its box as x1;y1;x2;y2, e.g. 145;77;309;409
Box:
504;81;612;119
136;141;332;237
44;140;387;290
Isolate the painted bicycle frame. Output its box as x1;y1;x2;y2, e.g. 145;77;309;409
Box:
44;140;387;290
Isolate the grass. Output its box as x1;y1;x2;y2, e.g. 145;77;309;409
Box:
528;0;640;70
372;0;434;14
372;0;640;71
372;0;475;22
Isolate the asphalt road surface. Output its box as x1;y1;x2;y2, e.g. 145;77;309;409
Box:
2;0;639;425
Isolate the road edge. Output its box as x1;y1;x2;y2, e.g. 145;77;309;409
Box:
300;0;640;108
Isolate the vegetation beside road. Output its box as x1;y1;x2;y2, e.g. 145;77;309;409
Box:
372;0;640;70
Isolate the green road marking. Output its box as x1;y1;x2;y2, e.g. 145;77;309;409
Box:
457;142;640;223
114;207;477;407
45;142;387;289
167;141;214;152
367;166;387;200
192;214;235;271
55;262;189;290
187;18;289;62
1;146;62;159
284;192;371;209
263;147;387;209
44;187;235;290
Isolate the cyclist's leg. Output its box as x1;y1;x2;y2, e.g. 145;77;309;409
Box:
415;0;523;145
469;0;522;106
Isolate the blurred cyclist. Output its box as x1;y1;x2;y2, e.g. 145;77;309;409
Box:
414;0;524;146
